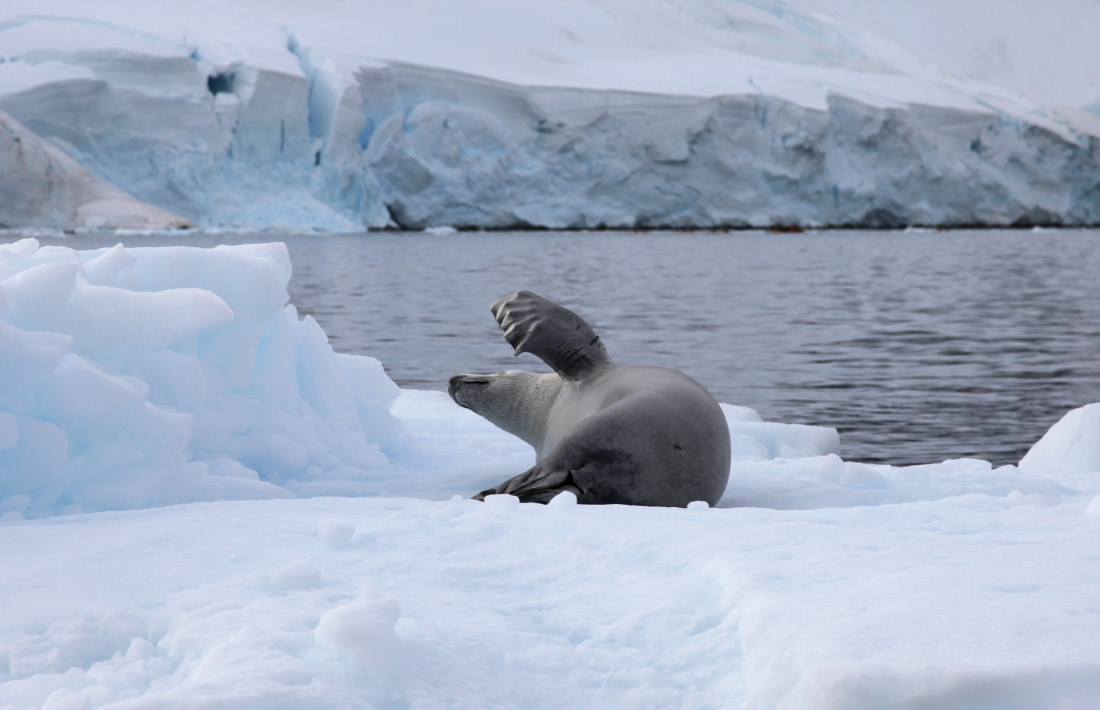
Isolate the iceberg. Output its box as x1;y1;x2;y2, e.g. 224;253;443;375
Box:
0;238;401;517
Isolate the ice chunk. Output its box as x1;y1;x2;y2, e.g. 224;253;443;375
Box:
1019;404;1100;473
0;417;70;510
315;588;402;668
0;322;71;394
65;282;234;352
839;461;889;489
318;518;357;547
336;352;402;451
727;413;841;461
271;560;322;589
817;453;845;483
1;261;78;330
483;493;521;511
547;490;578;511
720;403;764;423
0;239;404;517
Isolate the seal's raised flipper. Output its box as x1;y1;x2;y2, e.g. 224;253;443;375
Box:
491;290;615;380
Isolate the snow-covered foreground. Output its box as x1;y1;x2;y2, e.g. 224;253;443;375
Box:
5;238;1100;708
6;491;1100;710
3;0;1100;230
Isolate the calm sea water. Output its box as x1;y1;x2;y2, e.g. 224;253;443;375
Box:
7;229;1100;466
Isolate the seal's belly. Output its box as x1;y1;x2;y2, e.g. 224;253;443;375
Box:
538;365;714;457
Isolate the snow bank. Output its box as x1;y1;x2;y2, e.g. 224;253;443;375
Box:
0;238;401;518
2;1;1100;230
4;492;1100;709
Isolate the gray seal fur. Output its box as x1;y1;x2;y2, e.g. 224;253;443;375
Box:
449;290;731;507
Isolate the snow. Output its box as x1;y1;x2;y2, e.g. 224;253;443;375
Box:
4;496;1100;708
3;239;1100;707
792;0;1100;112
2;1;1100;230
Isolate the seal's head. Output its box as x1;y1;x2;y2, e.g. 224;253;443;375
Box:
448;370;561;448
448;370;534;412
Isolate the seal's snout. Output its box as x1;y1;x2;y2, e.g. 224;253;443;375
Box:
449;374;492;408
448;374;468;405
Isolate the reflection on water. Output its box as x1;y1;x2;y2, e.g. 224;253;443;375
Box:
7;228;1100;466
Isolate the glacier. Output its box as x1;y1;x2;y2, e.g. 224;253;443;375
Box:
0;108;190;230
2;1;1100;230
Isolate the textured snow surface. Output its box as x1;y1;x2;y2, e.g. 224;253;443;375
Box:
1;0;1099;230
4;240;1100;707
793;0;1100;112
5;492;1100;709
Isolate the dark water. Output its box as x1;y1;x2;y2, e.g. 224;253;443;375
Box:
7;229;1100;466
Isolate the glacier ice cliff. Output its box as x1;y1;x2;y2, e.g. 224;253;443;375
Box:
355;64;1100;229
0;108;191;230
1;18;1099;230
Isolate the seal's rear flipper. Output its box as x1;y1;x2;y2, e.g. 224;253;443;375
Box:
471;462;582;504
491;290;615;381
517;486;581;504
